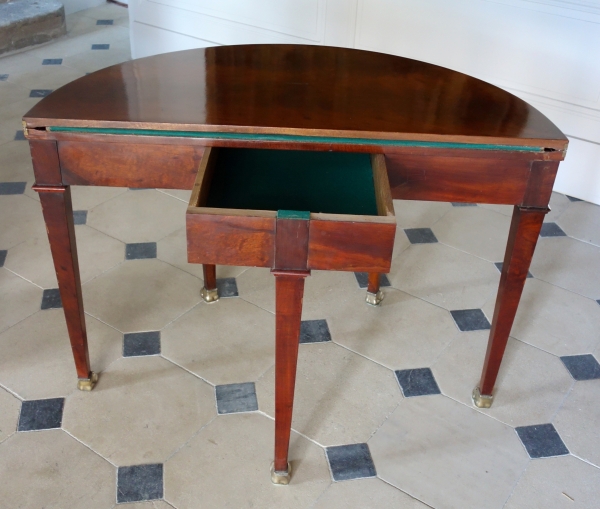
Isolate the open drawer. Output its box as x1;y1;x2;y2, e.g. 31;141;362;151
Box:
186;147;396;273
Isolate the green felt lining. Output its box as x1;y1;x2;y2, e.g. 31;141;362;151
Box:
277;210;310;220
47;126;545;152
206;149;378;216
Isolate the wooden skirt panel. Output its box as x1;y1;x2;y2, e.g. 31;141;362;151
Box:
385;154;533;205
58;141;204;189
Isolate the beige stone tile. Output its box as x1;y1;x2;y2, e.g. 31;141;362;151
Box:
63;47;131;74
431;206;512;262
70;185;128;210
530;237;600;300
0;96;40;120
313;477;429;509
83;2;130;23
392;199;452;228
0;112;25;144
156;227;246;280
165;413;330;509
505;455;600;509
0;387;20;444
432;333;573;426
0;309;122;399
83;259;201;333
389;243;500;310
0;140;33;182
554;383;600;468
236;267;276;313
87;189;186;243
0;268;42;333
256;341;401;446
0;51;42;79
479;203;514;216
0;429;115;508
5;225;125;288
557;201;600;247
157;188;192;203
327;287;458;370
483;279;600;357
0;80;30;106
162;298;275;385
0;194;46;250
117;502;174;509
369;396;529;509
65;11;107;38
546;192;572;222
63;356;215;465
7;65;85;92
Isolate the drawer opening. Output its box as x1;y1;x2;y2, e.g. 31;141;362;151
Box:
193;147;392;218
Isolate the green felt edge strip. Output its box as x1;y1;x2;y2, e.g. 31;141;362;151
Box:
277;210;310;220
47;126;544;152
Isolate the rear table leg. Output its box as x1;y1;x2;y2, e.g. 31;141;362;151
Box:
365;272;384;306
271;269;309;485
200;264;219;303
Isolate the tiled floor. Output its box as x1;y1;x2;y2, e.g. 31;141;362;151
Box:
1;4;600;507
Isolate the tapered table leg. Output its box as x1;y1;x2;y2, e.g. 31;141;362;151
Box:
365;272;384;306
34;185;97;391
473;206;547;408
271;269;309;485
200;264;219;303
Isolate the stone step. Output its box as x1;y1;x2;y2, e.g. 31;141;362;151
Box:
0;0;66;55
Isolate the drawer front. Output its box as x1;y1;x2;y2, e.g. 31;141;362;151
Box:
307;219;396;273
186;213;275;267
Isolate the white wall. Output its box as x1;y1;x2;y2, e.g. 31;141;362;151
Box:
128;0;600;204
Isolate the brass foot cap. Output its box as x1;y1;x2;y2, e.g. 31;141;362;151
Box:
200;287;219;303
77;372;98;391
365;290;384;306
472;386;493;408
270;462;291;485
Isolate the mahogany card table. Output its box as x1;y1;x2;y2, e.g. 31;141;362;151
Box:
23;44;567;484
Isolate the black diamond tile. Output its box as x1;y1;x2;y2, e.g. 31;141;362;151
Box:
566;195;582;202
540;222;567;238
73;210;87;225
451;202;477;207
0;250;6;267
18;398;65;431
494;262;533;278
0;182;26;195
216;277;238;298
450;309;490;331
215;382;258;414
300;319;332;344
326;443;376;481
353;272;391;289
516;424;569;459
395;368;441;397
14;130;26;141
29;89;52;98
404;227;438;244
597;299;600;306
129;187;153;191
96;19;114;25
0;74;8;81
41;288;62;310
560;354;600;381
91;44;110;50
117;464;163;503
126;242;157;260
123;331;161;357
42;58;62;65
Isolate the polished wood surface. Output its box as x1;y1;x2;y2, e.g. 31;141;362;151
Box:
24;45;567;149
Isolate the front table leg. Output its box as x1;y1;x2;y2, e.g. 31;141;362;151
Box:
271;269;310;485
365;272;384;306
200;264;219;303
34;185;97;391
473;206;547;408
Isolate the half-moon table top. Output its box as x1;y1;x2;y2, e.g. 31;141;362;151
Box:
23;44;567;151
